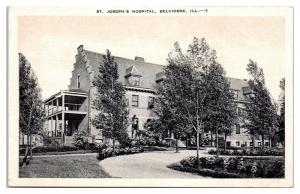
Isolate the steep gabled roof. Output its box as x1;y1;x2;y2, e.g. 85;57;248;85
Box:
228;78;250;102
84;49;164;90
125;65;142;77
78;46;250;100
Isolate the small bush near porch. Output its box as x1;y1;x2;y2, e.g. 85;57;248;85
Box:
19;154;111;178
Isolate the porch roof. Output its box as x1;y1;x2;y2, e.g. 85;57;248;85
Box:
43;90;88;104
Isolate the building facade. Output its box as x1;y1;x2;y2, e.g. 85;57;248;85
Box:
43;45;270;147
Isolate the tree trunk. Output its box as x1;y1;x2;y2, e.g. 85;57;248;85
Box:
196;131;199;168
215;129;219;157
186;137;189;149
29;135;32;159
252;135;255;149
175;138;179;153
26;135;29;147
20;146;29;167
112;138;116;156
22;133;25;145
262;134;265;151
224;133;227;151
210;132;213;147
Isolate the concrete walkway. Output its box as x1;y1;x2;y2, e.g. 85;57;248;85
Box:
99;150;207;178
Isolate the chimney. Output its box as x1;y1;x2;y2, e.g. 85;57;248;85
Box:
135;56;144;62
77;45;84;53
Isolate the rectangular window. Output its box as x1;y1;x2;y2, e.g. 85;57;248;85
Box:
250;142;253;146
258;142;262;147
148;96;155;109
265;142;269;147
132;76;140;86
77;75;80;88
132;95;139;107
226;141;231;147
236;124;240;134
125;97;129;107
231;90;239;99
236;141;240;146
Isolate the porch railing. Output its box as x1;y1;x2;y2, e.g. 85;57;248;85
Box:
64;103;82;111
46;103;85;115
44;131;62;137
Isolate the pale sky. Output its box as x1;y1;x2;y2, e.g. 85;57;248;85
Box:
18;16;285;101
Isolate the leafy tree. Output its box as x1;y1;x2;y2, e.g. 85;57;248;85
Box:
243;60;278;150
154;38;235;161
176;37;235;160
19;53;45;160
206;62;237;153
151;61;193;153
277;78;285;146
92;49;129;154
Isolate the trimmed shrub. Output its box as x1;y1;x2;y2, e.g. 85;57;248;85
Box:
208;147;284;156
171;156;284;178
168;163;242;178
73;131;89;149
97;146;144;160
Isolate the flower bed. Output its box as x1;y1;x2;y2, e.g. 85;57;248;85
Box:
208;147;284;156
167;156;284;178
97;146;144;160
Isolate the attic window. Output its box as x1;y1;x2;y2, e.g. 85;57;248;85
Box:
132;76;140;86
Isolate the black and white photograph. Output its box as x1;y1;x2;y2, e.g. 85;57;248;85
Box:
7;6;293;187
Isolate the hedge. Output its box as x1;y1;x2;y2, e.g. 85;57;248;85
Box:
168;156;284;178
208;148;284;156
97;147;144;160
167;163;242;178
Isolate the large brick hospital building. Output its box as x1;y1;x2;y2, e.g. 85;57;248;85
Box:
43;45;270;147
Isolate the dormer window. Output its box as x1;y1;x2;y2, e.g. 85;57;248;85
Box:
156;71;165;83
132;76;140;87
230;90;239;99
125;65;142;87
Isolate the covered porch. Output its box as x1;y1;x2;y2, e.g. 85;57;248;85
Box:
43;90;89;145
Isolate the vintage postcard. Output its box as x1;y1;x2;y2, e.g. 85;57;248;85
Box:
8;6;293;187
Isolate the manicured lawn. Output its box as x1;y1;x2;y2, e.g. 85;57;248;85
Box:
19;154;111;178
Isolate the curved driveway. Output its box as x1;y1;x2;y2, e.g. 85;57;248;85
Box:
99;150;207;178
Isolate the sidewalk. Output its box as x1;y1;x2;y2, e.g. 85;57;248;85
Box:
99;150;206;178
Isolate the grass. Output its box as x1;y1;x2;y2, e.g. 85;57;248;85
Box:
19;154;112;178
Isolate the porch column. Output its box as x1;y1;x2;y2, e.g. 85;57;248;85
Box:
61;94;65;144
50;100;53;114
47;103;49;116
56;98;59;112
55;114;58;137
46;118;49;136
50;116;53;136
